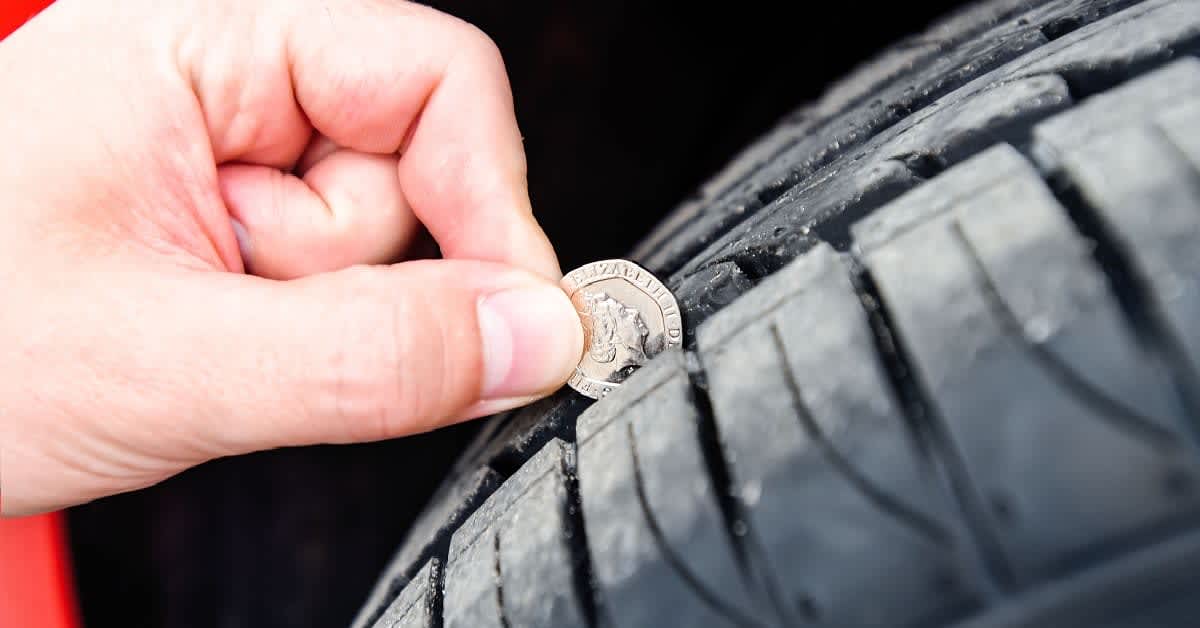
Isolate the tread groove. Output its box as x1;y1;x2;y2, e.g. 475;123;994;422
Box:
430;555;446;628
685;352;795;625
1039;14;1086;42
493;532;511;628
949;219;1183;448
625;421;765;628
850;263;1018;598
561;444;605;628
767;323;954;547
847;261;933;456
1043;159;1200;446
1053;34;1200;100
806;155;951;253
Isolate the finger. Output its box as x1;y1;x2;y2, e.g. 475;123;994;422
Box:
280;1;561;279
181;260;583;453
217;150;421;279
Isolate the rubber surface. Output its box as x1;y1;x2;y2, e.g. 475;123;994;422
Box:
353;1;1200;626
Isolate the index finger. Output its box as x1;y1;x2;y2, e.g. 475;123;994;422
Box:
284;0;561;279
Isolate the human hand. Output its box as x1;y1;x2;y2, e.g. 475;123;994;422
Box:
0;0;583;516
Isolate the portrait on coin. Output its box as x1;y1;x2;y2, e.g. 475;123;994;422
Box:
581;291;650;374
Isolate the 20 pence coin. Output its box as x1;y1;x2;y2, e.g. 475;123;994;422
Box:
560;259;683;399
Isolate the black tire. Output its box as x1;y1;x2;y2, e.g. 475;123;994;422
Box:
353;1;1200;626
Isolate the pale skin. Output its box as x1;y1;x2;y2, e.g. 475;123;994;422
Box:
0;0;585;516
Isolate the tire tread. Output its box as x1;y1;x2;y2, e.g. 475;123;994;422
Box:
357;4;1200;627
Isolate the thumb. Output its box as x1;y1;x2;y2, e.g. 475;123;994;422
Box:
183;260;582;454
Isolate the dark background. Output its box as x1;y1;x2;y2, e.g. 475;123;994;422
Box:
68;1;963;626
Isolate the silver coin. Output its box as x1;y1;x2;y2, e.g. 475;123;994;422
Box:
560;259;683;399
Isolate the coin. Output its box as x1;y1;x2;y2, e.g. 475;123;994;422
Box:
560;259;683;399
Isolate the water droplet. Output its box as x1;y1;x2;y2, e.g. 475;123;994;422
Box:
731;520;748;537
741;481;763;506
1025;315;1052;342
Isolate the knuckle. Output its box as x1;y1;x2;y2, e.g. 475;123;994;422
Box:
454;21;506;70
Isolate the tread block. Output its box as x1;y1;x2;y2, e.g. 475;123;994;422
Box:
1018;0;1200;92
496;443;587;628
353;467;500;628
443;517;502;628
372;559;440;628
576;353;762;627
855;150;1200;586
957;146;1193;434
396;467;501;570
670;260;758;332
877;75;1071;165
443;440;583;628
1033;58;1200;154
467;393;594;482
1049;115;1200;389
672;158;918;279
674;70;1072;281
1158;101;1200;168
854;145;1033;253
697;244;985;627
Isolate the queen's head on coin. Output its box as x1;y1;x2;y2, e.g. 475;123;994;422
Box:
581;291;650;374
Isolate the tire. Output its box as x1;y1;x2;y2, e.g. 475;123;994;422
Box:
353;1;1200;626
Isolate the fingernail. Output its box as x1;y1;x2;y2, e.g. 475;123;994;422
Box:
477;284;584;399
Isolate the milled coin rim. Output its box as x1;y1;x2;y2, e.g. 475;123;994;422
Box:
561;259;682;399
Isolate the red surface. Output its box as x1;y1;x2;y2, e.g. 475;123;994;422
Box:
0;513;80;628
2;4;80;626
0;0;52;41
